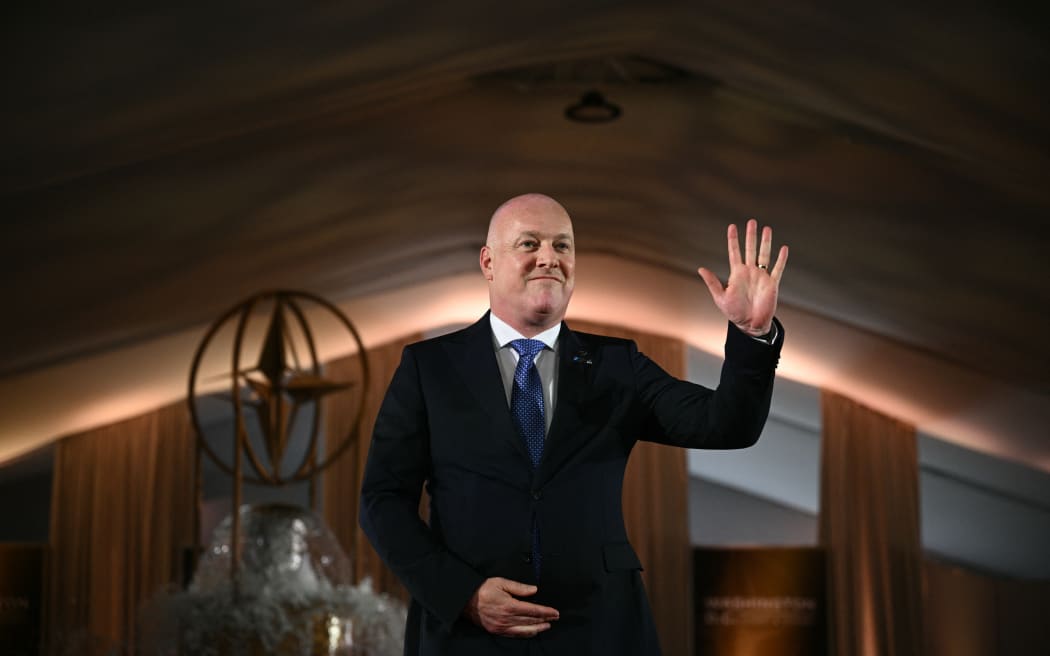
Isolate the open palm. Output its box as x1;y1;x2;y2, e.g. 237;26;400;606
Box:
697;219;788;336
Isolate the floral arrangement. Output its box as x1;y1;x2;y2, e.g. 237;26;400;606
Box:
141;577;405;655
139;504;406;656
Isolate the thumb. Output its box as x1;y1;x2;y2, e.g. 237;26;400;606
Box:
697;267;725;303
499;578;539;597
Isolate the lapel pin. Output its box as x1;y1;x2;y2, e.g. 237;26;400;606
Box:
572;350;593;366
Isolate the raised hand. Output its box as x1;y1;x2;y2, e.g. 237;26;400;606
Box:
697;218;788;336
464;577;559;638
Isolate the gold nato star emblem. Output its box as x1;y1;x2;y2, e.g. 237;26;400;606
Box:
189;290;370;487
235;303;351;470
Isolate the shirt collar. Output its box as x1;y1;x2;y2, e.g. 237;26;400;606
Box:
489;312;561;351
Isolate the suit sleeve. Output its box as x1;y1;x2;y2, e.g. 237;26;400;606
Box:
634;318;784;448
359;346;485;631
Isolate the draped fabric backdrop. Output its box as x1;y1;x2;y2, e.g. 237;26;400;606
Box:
48;402;195;655
569;320;691;656
923;557;1050;656
44;325;687;654
819;390;923;656
39;330;1049;656
321;323;691;656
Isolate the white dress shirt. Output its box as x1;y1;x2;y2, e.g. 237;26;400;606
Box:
489;313;560;435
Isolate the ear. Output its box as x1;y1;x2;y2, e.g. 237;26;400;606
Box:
480;245;494;281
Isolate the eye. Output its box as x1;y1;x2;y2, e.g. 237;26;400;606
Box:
519;240;538;249
555;241;572;252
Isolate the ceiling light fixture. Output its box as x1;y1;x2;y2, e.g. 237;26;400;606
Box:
565;90;622;123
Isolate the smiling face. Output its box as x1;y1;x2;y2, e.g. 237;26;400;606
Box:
480;194;576;336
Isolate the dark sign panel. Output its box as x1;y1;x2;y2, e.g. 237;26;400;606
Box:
0;543;45;656
694;547;826;655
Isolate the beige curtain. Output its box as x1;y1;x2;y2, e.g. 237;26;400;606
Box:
819;390;922;656
48;402;195;655
570;320;691;656
321;333;423;602
923;557;1050;656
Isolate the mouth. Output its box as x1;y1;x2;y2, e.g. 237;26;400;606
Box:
528;276;563;283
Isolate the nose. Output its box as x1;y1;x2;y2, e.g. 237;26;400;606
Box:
536;241;560;269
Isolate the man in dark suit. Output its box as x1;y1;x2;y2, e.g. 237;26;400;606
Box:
360;193;788;655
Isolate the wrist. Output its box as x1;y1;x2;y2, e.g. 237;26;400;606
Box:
738;321;777;344
736;323;772;338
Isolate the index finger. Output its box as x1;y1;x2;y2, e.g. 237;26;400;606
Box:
504;598;560;620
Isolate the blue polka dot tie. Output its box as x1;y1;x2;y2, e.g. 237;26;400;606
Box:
510;338;546;578
510;339;547;468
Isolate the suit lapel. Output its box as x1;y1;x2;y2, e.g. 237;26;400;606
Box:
445;313;531;464
540;323;596;477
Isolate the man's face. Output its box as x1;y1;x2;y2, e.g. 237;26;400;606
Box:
480;196;576;335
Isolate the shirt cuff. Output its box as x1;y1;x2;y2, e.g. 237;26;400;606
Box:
750;322;779;345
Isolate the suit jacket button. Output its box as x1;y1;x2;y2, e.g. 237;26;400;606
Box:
523;554;532;563
532;489;542;500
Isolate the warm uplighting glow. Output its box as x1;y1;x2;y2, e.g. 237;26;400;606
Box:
0;254;1045;472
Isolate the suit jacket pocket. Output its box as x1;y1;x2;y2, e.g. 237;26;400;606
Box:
602;542;643;572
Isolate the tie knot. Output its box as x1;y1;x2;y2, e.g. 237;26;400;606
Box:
510;338;546;361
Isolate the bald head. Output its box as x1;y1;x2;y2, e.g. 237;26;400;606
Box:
486;193;572;246
480;193;576;336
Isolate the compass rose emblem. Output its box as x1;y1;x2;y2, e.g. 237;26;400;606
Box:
188;290;369;486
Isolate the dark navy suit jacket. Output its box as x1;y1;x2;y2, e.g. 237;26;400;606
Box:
360;313;783;655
